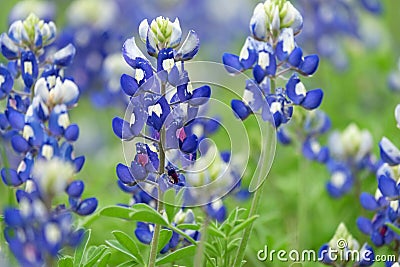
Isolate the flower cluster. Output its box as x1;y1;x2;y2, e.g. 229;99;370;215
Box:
319;222;374;266
223;0;323;129
0;14;97;265
112;15;242;251
294;0;382;69
357;104;400;261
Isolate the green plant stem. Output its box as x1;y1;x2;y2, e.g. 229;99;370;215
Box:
148;82;167;267
232;179;266;267
194;216;209;267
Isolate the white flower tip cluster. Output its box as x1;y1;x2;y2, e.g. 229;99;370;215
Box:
328;123;373;162
32;158;75;196
250;0;303;41
66;0;118;30
329;222;359;251
139;16;182;50
9;0;56;23
8;13;56;47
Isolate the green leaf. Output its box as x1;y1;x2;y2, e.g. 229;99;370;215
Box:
58;256;74;267
176;223;200;231
83;245;108;267
387;223;400;235
157;229;173;252
230;215;259;236
96;252;111;267
100;205;133;220
129;203;168;226
74;229;91;267
156;245;196;265
163;188;176;222
105;239;138;261
112;231;144;265
116;260;138;267
207;224;226;239
227;238;242;252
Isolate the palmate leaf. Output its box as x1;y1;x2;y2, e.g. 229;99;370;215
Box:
105;239;138;261
83;245;108;267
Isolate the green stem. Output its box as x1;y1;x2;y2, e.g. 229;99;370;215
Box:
233;77;276;267
148;82;167;267
194;216;209;267
232;179;266;267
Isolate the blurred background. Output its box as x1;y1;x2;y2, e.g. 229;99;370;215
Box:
1;0;400;266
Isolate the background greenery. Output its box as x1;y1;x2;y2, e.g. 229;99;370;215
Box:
1;0;400;266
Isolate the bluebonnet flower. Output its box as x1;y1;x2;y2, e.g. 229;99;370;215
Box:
357;104;400;255
324;124;376;198
223;0;324;129
294;0;382;69
0;14;97;264
319;222;375;266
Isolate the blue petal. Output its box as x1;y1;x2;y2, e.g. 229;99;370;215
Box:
112;117;134;140
318;244;333;264
74;156;85;172
21;51;38;88
11;134;29;153
1;168;22;186
168;65;180;86
66;180;85;198
379;137;400;166
76;197;98;216
253;65;266;84
301;89;323;110
175;30;200;61
356;217;373;235
277;128;291;145
135;227;153;244
0;33;19;60
180;134;198;154
120;74;139;96
360;192;379;210
116;163;134;184
4;208;23;227
157;48;174;72
378;175;398;198
288;47;303;67
299;55;319;76
64;124;79;142
53;43;76;66
189;85;211;106
222;53;242;74
231;99;252;120
131;161;147;181
6;109;25;130
286;74;305;105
